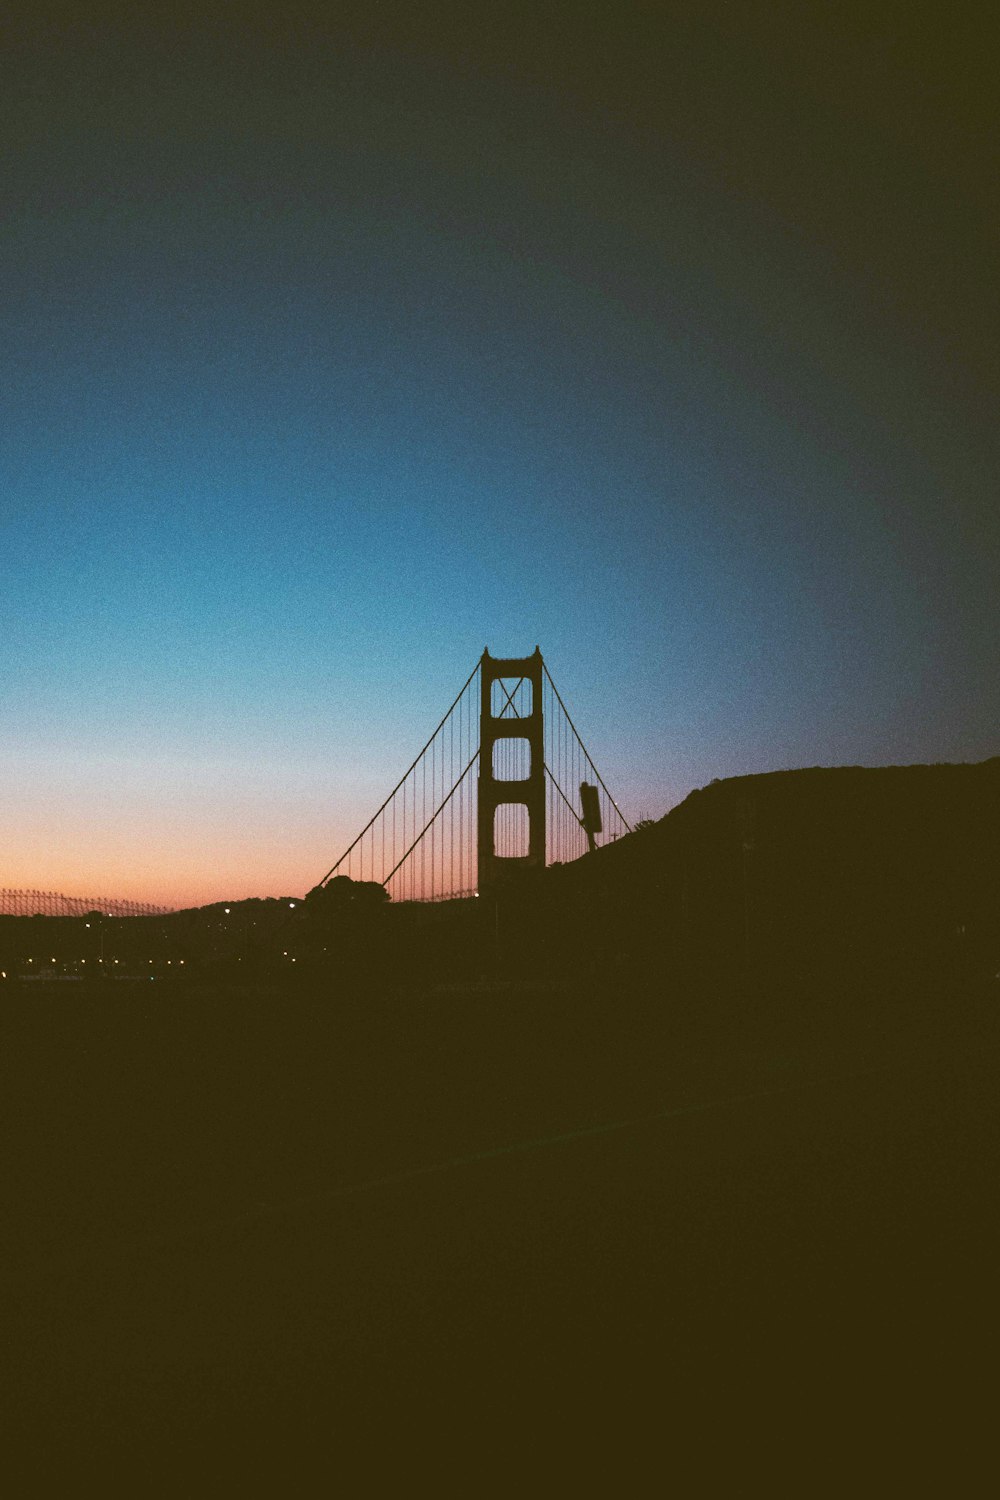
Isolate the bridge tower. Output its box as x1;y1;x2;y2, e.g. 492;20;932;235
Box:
478;647;546;890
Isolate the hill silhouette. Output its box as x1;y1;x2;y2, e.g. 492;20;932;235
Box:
495;756;1000;1008
4;758;996;1018
6;757;998;1483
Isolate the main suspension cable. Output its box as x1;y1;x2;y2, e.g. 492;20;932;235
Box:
383;749;480;888
319;658;480;886
542;662;632;832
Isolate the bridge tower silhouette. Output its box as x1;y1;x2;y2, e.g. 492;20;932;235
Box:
317;648;631;902
477;648;545;889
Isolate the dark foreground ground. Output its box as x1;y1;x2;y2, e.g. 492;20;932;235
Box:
4;976;998;1492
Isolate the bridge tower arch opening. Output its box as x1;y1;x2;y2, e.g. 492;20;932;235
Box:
477;647;546;890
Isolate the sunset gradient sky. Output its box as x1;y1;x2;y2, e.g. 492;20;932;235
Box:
3;4;997;909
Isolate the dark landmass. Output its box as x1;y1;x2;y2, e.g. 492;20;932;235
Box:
4;758;998;1487
5;756;998;1003
518;755;1000;1005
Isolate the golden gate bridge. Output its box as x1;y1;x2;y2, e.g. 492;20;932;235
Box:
318;648;632;903
3;649;632;916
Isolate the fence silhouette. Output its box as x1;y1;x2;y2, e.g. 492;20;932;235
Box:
0;889;173;919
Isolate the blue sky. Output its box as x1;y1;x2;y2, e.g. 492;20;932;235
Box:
2;4;996;907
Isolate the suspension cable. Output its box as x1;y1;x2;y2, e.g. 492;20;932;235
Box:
542;662;632;831
383;749;480;888
544;763;581;824
318;658;480;886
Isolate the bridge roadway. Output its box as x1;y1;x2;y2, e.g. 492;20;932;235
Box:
6;980;997;1489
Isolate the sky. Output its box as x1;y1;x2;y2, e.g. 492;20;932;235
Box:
2;2;997;909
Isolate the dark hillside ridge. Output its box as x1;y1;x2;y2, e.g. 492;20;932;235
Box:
502;757;1000;1005
4;759;996;1011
